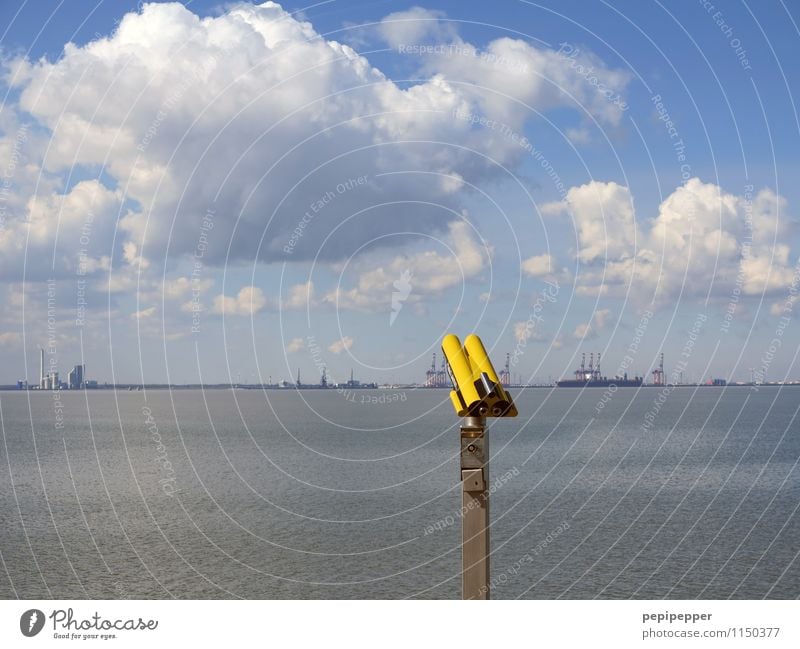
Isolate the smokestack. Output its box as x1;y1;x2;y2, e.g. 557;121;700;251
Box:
40;347;44;389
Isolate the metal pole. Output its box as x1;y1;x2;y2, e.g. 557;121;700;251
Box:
460;415;489;599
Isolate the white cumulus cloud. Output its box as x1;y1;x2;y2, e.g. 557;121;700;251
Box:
0;0;631;283
328;335;353;354
522;253;554;277
281;281;314;310
211;286;267;316
286;337;304;353
324;219;489;311
574;308;612;339
544;178;795;305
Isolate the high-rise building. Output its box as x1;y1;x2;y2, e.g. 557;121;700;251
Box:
68;364;84;389
39;347;45;389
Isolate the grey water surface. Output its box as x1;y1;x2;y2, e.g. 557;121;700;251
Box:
0;387;797;599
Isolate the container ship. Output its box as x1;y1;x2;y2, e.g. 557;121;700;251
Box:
556;352;643;388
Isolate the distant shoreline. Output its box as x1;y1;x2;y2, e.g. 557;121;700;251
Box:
1;383;796;391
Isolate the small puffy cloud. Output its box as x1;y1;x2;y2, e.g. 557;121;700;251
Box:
540;200;567;217
377;7;453;48
594;308;612;328
162;276;213;301
566;126;591;145
286;337;304;353
281;281;314;310
514;320;543;343
180;300;200;314
573;308;612;339
0;332;22;345
212;286;267;316
522;253;554;277
439;172;464;194
328;336;353;354
131;306;156;320
158;276;213;318
122;241;150;270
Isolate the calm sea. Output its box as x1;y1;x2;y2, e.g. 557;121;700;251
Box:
0;387;798;599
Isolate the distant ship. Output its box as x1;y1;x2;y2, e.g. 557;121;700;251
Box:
556;352;643;388
556;376;643;388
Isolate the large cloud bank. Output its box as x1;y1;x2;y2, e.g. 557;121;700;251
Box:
0;1;630;281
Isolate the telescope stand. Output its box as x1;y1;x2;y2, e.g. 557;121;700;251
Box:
460;415;489;599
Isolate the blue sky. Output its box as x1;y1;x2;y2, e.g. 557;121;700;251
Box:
0;0;799;385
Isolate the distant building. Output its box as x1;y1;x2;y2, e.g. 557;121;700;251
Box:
34;344;92;390
39;348;45;389
68;364;85;389
17;380;27;390
41;371;59;390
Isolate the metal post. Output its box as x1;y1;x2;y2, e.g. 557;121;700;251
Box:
460;415;489;599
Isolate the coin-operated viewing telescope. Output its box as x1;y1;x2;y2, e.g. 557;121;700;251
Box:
442;333;518;418
442;333;519;600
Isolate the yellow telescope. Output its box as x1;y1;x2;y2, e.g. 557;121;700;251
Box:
442;333;518;418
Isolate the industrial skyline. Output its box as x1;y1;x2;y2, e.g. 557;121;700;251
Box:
5;345;792;391
22;346;94;391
